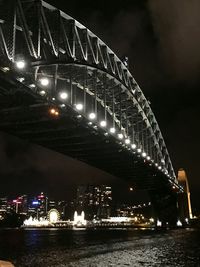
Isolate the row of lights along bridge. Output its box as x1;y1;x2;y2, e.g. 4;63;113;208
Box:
14;59;175;188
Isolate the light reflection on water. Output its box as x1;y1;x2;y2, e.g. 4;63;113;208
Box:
0;228;200;267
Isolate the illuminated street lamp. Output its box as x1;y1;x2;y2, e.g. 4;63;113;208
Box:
75;103;83;111
125;139;130;145
40;78;49;86
59;92;68;100
142;152;147;158
88;112;96;120
15;60;26;70
131;144;136;149
118;133;123;139
100;120;107;127
110;127;116;134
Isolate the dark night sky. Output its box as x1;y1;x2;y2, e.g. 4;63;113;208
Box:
0;0;200;213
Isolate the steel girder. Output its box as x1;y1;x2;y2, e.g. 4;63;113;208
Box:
0;0;177;186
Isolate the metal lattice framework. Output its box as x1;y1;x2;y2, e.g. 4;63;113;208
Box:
0;0;179;189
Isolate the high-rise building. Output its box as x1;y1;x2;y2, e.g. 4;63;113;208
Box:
12;195;28;214
76;185;112;220
0;197;8;211
27;192;48;218
48;199;57;210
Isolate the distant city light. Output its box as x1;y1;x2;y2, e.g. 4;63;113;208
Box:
88;112;96;120
137;148;142;153
147;156;151;160
157;220;162;227
40;78;49;86
100;120;107;127
15;60;26;69
177;220;182;227
32;201;39;205
129;187;133;191
75;103;83;111
48;209;60;223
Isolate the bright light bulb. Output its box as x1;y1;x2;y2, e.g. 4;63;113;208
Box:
76;103;83;111
40;78;49;86
125;139;130;145
147;156;151;160
142;152;147;157
110;127;116;134
15;60;25;69
131;144;136;149
50;108;56;114
118;133;123;139
89;112;96;120
60;92;68;100
100;120;107;127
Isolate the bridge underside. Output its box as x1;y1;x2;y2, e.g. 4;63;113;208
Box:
0;69;175;196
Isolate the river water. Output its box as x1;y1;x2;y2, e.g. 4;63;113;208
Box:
0;228;200;267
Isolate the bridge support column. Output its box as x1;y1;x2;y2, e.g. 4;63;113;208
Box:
177;168;193;225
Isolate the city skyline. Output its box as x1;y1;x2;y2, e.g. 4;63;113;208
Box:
0;0;200;214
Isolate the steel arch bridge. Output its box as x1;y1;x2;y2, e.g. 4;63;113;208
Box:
0;0;181;221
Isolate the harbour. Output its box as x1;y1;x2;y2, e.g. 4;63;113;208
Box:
0;228;200;266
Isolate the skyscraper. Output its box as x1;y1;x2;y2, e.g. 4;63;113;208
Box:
76;185;112;220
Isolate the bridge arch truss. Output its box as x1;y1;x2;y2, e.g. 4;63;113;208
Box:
0;0;178;186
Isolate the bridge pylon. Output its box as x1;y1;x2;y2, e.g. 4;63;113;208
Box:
177;168;193;224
